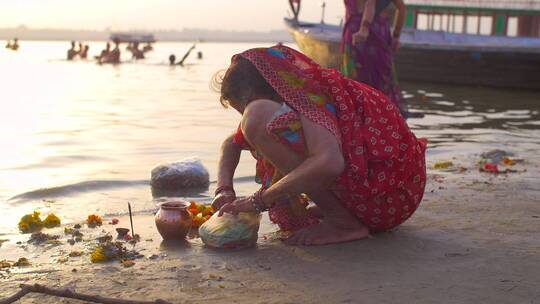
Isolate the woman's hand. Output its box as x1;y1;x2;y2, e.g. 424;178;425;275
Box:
211;191;236;211
218;197;256;216
352;25;370;46
391;37;400;52
355;0;375;46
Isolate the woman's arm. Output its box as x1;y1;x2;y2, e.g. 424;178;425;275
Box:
391;0;406;51
352;0;376;45
212;133;242;210
216;133;241;188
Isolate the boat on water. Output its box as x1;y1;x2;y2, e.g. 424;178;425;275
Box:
109;32;156;43
284;0;540;90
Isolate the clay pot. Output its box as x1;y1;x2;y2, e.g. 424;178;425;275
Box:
155;201;192;240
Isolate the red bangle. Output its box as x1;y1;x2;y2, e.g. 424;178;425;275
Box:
215;185;235;196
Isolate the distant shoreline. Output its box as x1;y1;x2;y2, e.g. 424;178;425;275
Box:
0;26;294;43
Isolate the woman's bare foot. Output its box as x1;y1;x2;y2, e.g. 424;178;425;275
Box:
285;218;369;246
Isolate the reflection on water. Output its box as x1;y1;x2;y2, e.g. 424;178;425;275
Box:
405;82;540;156
1;41;539;234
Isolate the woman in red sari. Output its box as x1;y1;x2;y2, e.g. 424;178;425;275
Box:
213;45;426;246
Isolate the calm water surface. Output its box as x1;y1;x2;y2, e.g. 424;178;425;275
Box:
1;41;539;234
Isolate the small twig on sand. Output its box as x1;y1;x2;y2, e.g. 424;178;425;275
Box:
13;269;61;275
0;284;172;304
128;202;135;237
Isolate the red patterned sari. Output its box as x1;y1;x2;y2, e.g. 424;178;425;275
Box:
231;45;426;232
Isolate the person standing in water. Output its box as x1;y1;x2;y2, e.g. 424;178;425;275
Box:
77;42;84;56
108;39;121;63
80;44;90;59
341;0;408;117
168;54;176;65
11;38;19;50
97;42;110;63
131;42;145;59
67;41;78;60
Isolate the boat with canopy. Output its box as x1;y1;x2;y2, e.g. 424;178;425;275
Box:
285;0;540;90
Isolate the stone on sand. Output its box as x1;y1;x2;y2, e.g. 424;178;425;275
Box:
150;158;209;195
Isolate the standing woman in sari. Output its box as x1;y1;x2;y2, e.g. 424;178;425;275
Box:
341;0;408;117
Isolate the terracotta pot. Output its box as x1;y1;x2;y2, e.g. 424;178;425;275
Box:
155;201;192;240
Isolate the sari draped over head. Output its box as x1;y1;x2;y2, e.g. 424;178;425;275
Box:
232;45;426;232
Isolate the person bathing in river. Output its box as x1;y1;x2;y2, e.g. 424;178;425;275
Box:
109;40;121;63
99;39;121;64
6;38;19;50
77;42;84;56
80;44;89;59
169;54;176;65
212;45;426;246
67;41;78;60
341;0;409;117
131;42;145;60
97;42;111;63
10;38;19;50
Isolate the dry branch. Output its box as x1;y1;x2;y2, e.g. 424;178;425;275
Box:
0;284;172;304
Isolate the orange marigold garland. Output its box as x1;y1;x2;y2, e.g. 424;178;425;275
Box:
188;201;214;228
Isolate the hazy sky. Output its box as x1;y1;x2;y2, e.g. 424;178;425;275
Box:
1;0;345;31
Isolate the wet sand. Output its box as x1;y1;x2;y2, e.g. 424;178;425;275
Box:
1;157;540;304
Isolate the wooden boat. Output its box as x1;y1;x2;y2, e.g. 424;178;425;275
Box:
284;1;540;90
109;32;156;43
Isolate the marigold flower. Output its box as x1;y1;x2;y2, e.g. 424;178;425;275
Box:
90;246;108;263
18;211;44;233
87;214;103;228
43;213;61;228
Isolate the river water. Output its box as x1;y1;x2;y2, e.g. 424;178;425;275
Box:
1;41;539;235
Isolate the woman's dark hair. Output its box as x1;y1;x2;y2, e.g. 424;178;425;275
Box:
213;56;281;108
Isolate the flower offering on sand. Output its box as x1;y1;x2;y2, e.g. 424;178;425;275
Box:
43;213;61;228
87;214;103;228
18;211;61;233
18;211;44;233
188;201;214;227
433;161;453;169
90;239;142;264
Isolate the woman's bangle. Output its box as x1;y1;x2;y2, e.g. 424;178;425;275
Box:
250;188;268;213
215;185;235;197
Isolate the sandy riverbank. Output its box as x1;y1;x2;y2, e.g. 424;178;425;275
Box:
1;156;540;304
